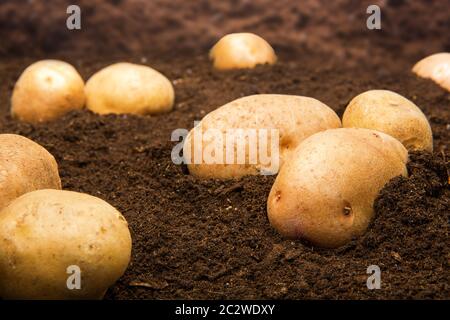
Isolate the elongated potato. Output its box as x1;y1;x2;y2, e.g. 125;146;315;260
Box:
85;62;174;115
11;60;85;123
268;128;408;248
0;134;61;210
412;52;450;92
210;33;277;70
184;94;341;179
0;189;132;300
342;90;433;152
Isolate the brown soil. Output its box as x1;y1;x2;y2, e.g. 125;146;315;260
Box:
0;0;449;299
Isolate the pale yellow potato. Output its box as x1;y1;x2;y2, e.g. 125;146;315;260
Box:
268;128;408;248
0;134;61;210
11;60;85;123
85;62;174;115
0;189;132;300
184;94;341;179
342;90;433;152
412;52;450;91
210;33;277;70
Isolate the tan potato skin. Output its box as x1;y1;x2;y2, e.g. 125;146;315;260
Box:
412;52;450;92
267;128;408;248
0;134;61;210
85;62;174;115
11;60;85;123
210;33;277;70
0;189;132;300
342;90;433;152
184;94;341;179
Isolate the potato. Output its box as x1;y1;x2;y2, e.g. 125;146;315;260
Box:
267;128;408;248
342;90;433;152
412;52;450;91
0;189;132;300
85;62;174;115
11;60;85;123
210;33;277;70
184;94;341;179
0;134;61;210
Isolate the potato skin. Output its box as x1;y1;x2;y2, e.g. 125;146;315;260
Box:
412;52;450;92
267;128;408;248
85;62;174;115
342;90;433;152
184;94;341;179
0;189;132;300
210;33;277;70
0;134;61;210
11;60;85;123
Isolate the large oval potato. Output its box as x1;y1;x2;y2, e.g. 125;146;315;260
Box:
11;60;85;123
85;62;174;115
210;33;277;70
0;134;61;210
342;90;433;152
0;189;132;300
267;128;408;248
184;94;341;179
412;52;450;92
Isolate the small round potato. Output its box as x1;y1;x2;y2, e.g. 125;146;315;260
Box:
268;128;408;248
0;189;132;300
0;134;61;210
342;90;433;152
11;60;85;123
85;62;174;115
412;52;450;92
210;33;277;70
184;94;341;179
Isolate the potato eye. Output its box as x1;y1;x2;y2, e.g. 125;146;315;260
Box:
343;201;352;216
274;190;282;201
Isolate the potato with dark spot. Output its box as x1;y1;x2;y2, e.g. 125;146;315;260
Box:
268;128;408;248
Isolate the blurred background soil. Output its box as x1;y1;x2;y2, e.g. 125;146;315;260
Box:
1;0;450;64
0;0;448;299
